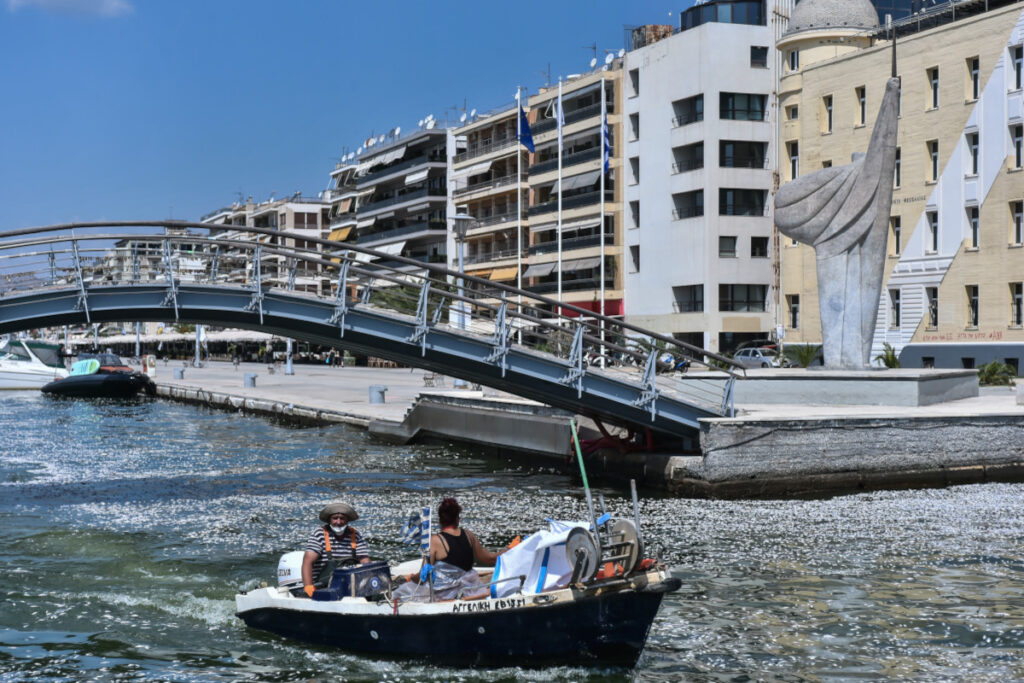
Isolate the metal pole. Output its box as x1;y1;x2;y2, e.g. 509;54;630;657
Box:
516;85;524;345
557;78;563;316
286;338;294;375
454;235;467;388
194;324;201;367
93;323;99;350
135;322;141;359
599;75;607;366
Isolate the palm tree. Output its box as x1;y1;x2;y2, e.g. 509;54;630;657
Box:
977;360;1016;386
786;344;821;368
874;342;900;368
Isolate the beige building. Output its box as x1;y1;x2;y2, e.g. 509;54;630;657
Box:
777;0;1024;371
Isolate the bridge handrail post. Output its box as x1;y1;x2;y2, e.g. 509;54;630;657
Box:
209;245;220;283
327;256;351;336
721;376;736;417
632;349;660;421
559;323;587;398
159;238;180;320
244;244;265;324
286;257;298;291
71;237;91;323
486;297;514;377
407;280;432;356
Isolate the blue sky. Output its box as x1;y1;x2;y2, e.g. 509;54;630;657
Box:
0;0;696;229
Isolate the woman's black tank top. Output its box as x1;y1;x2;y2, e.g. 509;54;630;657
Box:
439;530;474;571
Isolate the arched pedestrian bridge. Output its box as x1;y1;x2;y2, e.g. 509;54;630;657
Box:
0;222;744;441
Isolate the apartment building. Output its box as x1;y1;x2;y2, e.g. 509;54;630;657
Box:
352;128;451;276
448;104;529;298
778;0;1024;370
624;1;777;354
325;161;358;247
525;69;623;318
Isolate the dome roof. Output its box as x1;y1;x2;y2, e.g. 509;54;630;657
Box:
786;0;878;35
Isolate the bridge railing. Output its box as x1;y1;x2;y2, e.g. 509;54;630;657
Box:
0;222;745;417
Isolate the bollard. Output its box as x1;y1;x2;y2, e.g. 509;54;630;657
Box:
244;373;257;388
173;368;185;380
369;384;387;404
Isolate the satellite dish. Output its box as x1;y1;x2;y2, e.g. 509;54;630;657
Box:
604;53;614;65
378;135;385;143
589;57;597;68
459;113;467;123
394;126;401;136
618;48;625;58
418;119;424;127
602;65;609;72
470;108;477;118
357;147;363;155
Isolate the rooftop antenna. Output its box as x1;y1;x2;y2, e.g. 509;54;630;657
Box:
542;62;552;87
584;42;597;62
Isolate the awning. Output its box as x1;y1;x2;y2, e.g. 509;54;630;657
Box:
552;170;601;194
376;241;406;256
564;256;602;271
523;262;556;278
530;218;600;234
489;266;519;281
404;168;430;185
329;226;353;241
336;197;353;213
356;216;376;228
375;211;395;220
354;251;375;263
450;159;493;180
466;268;493;278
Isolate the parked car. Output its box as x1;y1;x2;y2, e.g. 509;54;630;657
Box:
733;346;790;368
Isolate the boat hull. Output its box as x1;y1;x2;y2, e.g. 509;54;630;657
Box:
41;372;155;398
237;577;679;667
0;368;65;390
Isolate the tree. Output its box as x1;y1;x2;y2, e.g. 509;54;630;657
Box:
977;360;1016;387
786;344;822;368
874;342;900;368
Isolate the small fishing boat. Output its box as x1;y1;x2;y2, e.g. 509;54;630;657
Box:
236;422;680;668
41;353;155;398
0;339;68;389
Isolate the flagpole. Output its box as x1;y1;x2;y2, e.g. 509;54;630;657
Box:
557;78;563;315
599;75;606;365
516;86;523;344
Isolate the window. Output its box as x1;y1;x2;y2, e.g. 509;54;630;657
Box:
672;142;703;173
672;190;704;219
628;68;639;97
897;76;902;116
629;156;640;184
927;286;939;327
966;284;979;327
891;216;902;255
720;92;767;121
629;200;640;228
672;284;703;313
928;67;940;108
786;105;799;120
968;57;980;100
822;160;832;168
922;356;935;369
751;236;769;258
968;206;980;249
928;140;939;181
719;188;767;216
856;86;866;125
1012;282;1023;326
720;140;767;168
629;113;639;140
1012;201;1023;245
629;245;640;272
962;357;976;369
787;294;800;329
967;132;979;175
719;284;767;312
889;289;901;328
927;211;939;253
750;46;768;68
1014;46;1023;90
719;236;738;257
822;95;833;133
788;141;799;179
788;49;799;72
1012;125;1023;169
672;95;703;126
894;147;901;187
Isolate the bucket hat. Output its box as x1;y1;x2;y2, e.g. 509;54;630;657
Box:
319;501;359;523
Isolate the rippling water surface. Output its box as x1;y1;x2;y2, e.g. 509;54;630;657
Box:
1;392;1023;681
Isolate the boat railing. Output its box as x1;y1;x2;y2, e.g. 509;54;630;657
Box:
455;573;526;600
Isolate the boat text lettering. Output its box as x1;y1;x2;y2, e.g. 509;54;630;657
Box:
451;597;526;613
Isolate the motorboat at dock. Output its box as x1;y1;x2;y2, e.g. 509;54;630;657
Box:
0;338;68;389
41;352;155;398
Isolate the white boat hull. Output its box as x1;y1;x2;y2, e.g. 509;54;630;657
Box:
0;366;67;390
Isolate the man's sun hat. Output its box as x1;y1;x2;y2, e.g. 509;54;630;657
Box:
319;501;359;523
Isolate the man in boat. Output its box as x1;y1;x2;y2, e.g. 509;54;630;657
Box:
300;501;370;598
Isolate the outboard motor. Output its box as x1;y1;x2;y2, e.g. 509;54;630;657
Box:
277;551;305;591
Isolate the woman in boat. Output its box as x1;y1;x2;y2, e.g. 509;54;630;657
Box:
300;501;370;597
429;497;500;572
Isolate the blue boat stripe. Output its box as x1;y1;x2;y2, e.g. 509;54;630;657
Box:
491;555;501;599
535;548;550;593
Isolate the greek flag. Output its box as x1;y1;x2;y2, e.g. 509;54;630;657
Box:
400;506;432;554
518;106;534;153
602;109;611;173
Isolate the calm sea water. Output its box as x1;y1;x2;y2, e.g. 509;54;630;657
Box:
1;392;1023;682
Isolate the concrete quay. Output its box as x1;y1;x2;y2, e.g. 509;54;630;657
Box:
152;361;1024;498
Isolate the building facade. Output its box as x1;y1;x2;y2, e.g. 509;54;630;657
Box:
778;0;1024;371
624;0;777;353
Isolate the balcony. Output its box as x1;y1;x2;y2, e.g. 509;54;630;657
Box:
528;231;615;255
671;159;704;173
473;210;525;229
357;155;443;186
358;220;446;246
672;206;704;220
453;138;518;164
721;156;769;169
526;277;614;294
465;247;524;265
530;147;600;176
359;187;447;214
528;190;610;216
671;112;703;127
454;174;520;198
531;102;610;135
329;212;357;229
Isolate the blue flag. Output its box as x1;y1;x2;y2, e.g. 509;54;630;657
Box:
518;106;534;153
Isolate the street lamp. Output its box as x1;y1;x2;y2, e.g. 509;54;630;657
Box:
451;208;474;388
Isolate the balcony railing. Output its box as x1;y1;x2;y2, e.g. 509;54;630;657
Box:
671;112;703;127
329;213;357;229
454;174;520;197
671;159;704;173
528;190;610;216
672;207;704;220
453;138;518;164
465;247;525;265
531;101;610;135
526;278;614;294
358;220;446;246
528;232;616;255
359;187;447;213
357;155;443;186
720;156;769;169
473;210;525;228
530;147;601;176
